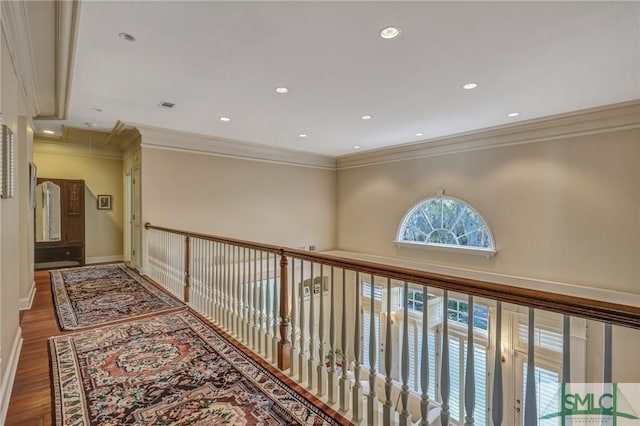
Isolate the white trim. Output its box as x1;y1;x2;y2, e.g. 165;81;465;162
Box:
0;1;40;117
34;140;123;160
54;0;81;120
132;122;336;170
394;241;497;258
322;250;640;309
337;101;640;170
19;281;36;311
0;327;23;425
86;255;123;264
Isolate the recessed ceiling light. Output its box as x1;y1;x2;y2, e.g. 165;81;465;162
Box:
220;116;231;122
118;32;136;42
462;82;479;90
157;101;175;109
43;130;55;135
507;112;520;118
353;145;361;149
299;133;308;138
361;115;372;120
415;132;424;137
380;27;401;39
275;87;289;94
85;122;97;128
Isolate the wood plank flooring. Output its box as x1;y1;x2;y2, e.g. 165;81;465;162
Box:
5;270;63;426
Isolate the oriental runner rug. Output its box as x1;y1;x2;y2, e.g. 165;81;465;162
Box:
50;263;184;330
49;310;350;426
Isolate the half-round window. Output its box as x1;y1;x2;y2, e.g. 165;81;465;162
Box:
396;196;496;256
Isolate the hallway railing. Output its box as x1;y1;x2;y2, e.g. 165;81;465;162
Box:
145;223;640;426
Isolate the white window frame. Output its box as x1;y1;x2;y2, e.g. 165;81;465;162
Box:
395;194;497;258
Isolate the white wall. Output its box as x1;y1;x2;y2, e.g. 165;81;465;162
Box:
0;29;32;419
337;128;640;296
141;146;337;252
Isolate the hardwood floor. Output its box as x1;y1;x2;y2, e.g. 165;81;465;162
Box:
5;270;64;426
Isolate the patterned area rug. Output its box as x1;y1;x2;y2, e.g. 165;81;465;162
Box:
50;310;350;426
51;263;184;330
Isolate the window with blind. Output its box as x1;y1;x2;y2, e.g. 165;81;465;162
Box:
362;309;381;372
516;319;563;426
522;363;560;426
446;333;488;426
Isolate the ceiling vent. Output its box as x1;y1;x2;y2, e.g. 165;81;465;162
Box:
157;101;175;109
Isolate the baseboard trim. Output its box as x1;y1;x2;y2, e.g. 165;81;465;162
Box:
86;255;124;264
19;281;36;310
0;327;23;424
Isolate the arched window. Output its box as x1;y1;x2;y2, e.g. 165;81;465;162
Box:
396;195;496;256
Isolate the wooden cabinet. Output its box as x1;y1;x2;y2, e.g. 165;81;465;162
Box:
35;178;85;269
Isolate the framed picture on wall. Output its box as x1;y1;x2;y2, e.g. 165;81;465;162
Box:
97;194;112;210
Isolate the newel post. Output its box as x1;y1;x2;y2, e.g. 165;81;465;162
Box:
277;251;291;370
184;235;190;303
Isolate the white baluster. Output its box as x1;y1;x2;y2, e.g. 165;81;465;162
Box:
317;264;327;397
367;274;379;425
235;245;241;336
308;261;316;390
298;260;308;383
328;266;338;404
604;322;612;383
384;277;394;425
464;296;475;426
420;286;430;426
265;252;272;359
242;247;251;346
399;282;410;426
524;308;537;426
562;315;570;383
339;268;351;413
492;302;504;426
272;252;280;364
352;272;363;423
253;249;260;349
259;251;266;355
289;257;297;377
440;290;451;426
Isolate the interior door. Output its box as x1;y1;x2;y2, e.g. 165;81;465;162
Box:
131;167;141;269
124;173;132;262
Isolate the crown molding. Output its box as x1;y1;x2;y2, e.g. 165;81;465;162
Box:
54;0;80;120
1;0;41;117
337;100;640;170
132;123;337;170
34;139;123;161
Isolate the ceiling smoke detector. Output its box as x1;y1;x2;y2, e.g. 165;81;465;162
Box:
157;101;176;109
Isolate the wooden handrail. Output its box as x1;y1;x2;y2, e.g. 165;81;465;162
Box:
144;223;640;330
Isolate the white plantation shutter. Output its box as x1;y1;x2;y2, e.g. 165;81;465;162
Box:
518;318;562;426
449;335;462;423
523;364;560;426
407;320;437;399
463;342;488;426
518;324;563;353
363;309;381;372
